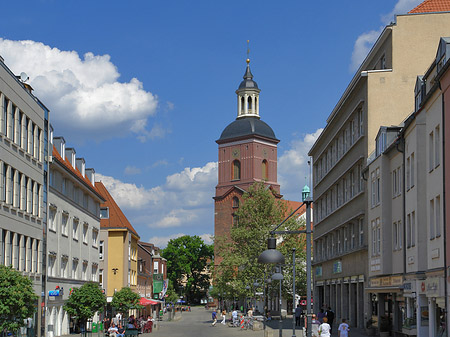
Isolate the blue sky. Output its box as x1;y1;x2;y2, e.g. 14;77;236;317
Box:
0;0;421;247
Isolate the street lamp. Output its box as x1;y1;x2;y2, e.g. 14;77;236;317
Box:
258;186;313;337
272;268;284;337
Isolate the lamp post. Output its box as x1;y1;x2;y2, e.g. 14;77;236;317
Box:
258;184;313;337
272;268;284;337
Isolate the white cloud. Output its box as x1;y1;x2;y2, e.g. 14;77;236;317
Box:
147;233;186;249
350;29;382;72
278;129;322;200
124;166;142;175
0;39;158;141
96;161;217;230
381;0;422;24
349;0;422;72
199;233;214;245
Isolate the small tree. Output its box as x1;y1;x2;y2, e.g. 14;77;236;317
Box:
165;282;179;304
63;282;106;332
0;265;38;334
111;287;142;316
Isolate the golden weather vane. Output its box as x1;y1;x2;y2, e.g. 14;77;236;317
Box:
246;40;250;64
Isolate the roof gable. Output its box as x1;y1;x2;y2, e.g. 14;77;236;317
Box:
408;0;450;13
95;181;140;238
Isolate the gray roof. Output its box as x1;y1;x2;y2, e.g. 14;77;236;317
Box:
217;117;278;142
238;64;259;90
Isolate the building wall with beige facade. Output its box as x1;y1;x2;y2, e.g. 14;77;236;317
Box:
309;8;450;330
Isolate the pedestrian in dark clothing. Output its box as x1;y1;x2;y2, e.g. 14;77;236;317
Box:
326;307;335;333
295;305;302;326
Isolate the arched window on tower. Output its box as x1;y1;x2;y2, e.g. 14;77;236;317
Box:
262;160;268;180
241;97;245;114
248;96;252;113
232;160;241;180
232;196;240;208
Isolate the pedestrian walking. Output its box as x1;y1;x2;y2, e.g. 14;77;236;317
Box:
326;306;335;333
338;318;350;337
211;309;217;326
317;308;325;323
318;317;331;337
221;309;227;325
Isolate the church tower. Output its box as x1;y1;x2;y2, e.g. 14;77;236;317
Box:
214;58;280;248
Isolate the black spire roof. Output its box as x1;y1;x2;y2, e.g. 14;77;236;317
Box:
238;64;259;90
217;117;277;143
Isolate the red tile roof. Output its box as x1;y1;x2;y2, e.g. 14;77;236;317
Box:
408;0;450;13
52;145;103;200
95;181;140;238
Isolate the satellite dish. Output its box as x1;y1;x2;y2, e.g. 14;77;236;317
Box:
20;72;29;82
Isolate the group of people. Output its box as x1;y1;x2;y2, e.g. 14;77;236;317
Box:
294;305;350;337
105;313;155;336
211;309;228;326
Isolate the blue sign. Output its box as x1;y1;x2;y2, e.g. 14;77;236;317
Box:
48;290;61;296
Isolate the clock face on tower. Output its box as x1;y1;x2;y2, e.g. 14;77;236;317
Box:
232;148;240;158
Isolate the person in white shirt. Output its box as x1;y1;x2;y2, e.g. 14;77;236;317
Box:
318;317;331;337
338;318;350;337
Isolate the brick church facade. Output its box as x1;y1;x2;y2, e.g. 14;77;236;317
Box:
214;58;282;256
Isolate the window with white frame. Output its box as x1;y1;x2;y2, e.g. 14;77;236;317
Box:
406;157;411;190
82;223;88;244
92;264;98;282
100;207;109;219
99;269;103;288
48;254;56;277
350;223;355;249
411;212;415;247
376;218;381;255
62;212;68;236
73;218;79;241
350;120;355;144
82;261;88;280
435;126;440;168
430;199;435;239
350;170;355;198
99;240;104;260
436;196;441;237
61;256;68;278
394;221;399;250
371;220;376;256
72;259;78;279
398;220;402;249
92;229;98;247
410;153;415;188
406;215;411;248
358;109;364;136
49;207;56;232
337;230;342;253
343;226;348;251
359;218;364;246
429;131;434;171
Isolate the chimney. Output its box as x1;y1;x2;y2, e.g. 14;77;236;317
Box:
53;137;66;160
65;148;76;168
85;168;95;185
76;158;86;177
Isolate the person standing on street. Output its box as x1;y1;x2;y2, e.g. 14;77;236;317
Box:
211;309;217;326
221;309;227;325
295;304;302;326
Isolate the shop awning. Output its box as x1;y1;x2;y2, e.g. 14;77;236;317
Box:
140;297;159;306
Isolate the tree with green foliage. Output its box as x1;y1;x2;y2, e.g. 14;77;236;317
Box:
162;235;214;304
164;282;179;304
0;265;38;334
214;182;307;305
111;287;142;315
63;282;106;331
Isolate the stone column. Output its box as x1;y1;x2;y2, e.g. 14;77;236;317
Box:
428;297;436;337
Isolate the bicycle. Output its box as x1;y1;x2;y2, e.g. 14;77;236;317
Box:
241;317;254;330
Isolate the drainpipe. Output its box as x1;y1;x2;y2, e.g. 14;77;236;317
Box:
441;89;448;337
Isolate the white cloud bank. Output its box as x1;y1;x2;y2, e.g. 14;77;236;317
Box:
0;39;159;140
278;129;323;200
350;0;422;72
147;232;213;249
96;161;217;228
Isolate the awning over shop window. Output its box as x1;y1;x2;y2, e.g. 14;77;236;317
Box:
140;297;159;306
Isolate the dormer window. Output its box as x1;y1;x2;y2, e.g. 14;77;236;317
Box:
376;130;386;157
100;207;109;219
232;160;241;180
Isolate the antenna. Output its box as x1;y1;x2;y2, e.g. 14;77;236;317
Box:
20;72;29;82
246;40;250;64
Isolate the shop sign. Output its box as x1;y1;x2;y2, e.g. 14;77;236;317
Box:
370;278;381;287
381;277;391;286
403;281;416;293
315;266;322;277
48;290;61;296
332;261;342;274
391;276;403;286
425;277;444;297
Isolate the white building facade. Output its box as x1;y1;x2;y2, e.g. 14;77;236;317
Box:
46;136;104;337
0;57;49;337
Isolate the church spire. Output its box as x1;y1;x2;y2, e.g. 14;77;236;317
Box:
236;41;261;119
